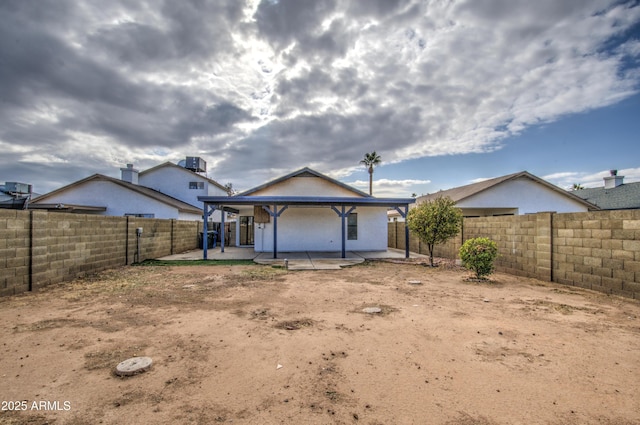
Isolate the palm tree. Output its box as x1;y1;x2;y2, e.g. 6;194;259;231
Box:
360;151;382;195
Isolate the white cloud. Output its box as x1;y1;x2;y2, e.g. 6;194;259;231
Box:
347;178;431;197
544;168;640;189
1;0;639;193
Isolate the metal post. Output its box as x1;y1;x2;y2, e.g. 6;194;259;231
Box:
341;206;346;258
203;205;209;260
273;204;278;259
202;204;216;260
331;205;356;258
262;205;288;259
220;206;225;253
404;205;410;259
394;205;411;259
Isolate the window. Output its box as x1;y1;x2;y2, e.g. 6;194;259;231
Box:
124;213;155;218
189;181;204;189
347;213;357;240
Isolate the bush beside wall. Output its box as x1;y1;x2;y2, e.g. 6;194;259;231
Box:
389;209;640;300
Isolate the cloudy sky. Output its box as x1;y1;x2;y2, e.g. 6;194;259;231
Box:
1;0;639;197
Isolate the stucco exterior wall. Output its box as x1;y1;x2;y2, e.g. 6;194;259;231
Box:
238;173;389;252
457;178;589;214
254;206;388;252
251;176;362;197
37;181;183;219
140;166;227;206
140;166;225;221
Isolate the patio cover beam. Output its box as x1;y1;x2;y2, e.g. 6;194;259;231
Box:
199;195;415;208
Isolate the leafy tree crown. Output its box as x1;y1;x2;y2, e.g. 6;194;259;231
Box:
406;196;462;246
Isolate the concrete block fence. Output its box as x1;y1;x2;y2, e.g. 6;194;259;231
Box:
389;209;640;300
0;210;202;296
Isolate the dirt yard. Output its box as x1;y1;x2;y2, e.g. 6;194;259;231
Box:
1;260;639;425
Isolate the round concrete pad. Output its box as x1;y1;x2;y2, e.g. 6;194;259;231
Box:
362;307;382;314
115;356;153;376
408;280;422;285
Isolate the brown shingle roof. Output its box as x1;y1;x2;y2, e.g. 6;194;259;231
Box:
417;171;598;210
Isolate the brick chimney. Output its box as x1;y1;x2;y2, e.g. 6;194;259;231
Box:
120;163;139;184
604;169;624;189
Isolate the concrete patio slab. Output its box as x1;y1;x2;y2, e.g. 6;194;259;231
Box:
158;246;260;261
157;247;426;270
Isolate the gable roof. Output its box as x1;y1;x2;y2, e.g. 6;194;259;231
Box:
238;167;371;198
417;171;598;210
139;161;227;191
572;182;640;210
32;174;202;214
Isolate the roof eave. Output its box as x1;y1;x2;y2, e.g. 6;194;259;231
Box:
198;195;415;207
237;167;372;198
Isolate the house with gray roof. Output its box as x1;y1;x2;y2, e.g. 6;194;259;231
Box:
572;170;640;210
30;157;227;221
411;171;597;217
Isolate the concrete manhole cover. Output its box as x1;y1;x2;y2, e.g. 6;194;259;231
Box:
115;356;153;376
362;307;382;314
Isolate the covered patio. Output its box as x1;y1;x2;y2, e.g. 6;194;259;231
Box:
197;195;415;260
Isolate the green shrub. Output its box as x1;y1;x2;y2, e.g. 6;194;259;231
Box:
459;237;498;279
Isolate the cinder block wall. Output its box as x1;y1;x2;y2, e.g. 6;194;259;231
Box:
389;210;640;299
0;210;31;296
1;210;201;296
553;210;640;298
387;221;462;260
30;212;128;291
463;213;552;281
174;219;203;253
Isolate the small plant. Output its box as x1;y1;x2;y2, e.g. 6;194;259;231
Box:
459;237;498;279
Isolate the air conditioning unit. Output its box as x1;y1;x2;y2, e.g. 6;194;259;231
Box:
185;157;206;172
5;182;32;194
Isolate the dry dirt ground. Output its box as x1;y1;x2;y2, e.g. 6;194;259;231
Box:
1;261;639;425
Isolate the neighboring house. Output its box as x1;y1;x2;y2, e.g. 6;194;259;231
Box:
30;174;203;220
30;157;227;221
415;171;597;217
572;170;640;210
198;167;415;258
138;161;228;209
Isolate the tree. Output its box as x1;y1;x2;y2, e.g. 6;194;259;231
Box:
406;196;463;267
572;183;584;190
224;182;237;196
360;151;381;195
